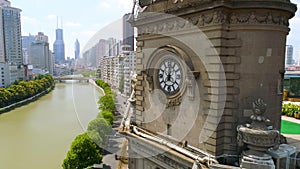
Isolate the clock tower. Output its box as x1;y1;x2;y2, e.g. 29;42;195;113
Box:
120;0;297;168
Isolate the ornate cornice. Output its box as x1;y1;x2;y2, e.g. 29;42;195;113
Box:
130;138;189;169
140;0;297;15
137;10;291;35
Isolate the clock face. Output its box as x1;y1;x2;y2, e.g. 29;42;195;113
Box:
158;58;183;95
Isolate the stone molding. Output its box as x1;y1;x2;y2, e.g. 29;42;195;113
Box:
141;0;296;14
137;10;291;35
129;137;190;169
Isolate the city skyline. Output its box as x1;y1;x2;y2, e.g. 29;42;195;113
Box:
13;0;132;60
13;0;300;60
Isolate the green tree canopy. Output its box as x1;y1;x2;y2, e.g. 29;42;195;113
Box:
0;74;54;109
62;133;103;169
86;130;103;147
82;71;89;77
98;95;115;112
97;110;114;126
87;117;112;139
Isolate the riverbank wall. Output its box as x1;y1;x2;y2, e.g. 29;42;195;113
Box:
0;85;55;114
89;79;105;95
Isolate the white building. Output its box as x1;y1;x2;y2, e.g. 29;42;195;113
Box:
112;56;119;89
123;50;136;96
0;0;24;86
100;45;136;96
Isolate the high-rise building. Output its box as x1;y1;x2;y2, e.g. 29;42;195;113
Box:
74;39;80;60
29;32;53;75
0;5;5;64
97;39;108;70
22;34;35;65
0;0;10;7
0;1;22;66
286;45;294;67
22;34;35;49
122;13;134;51
0;0;24;86
53;28;65;64
108;37;118;56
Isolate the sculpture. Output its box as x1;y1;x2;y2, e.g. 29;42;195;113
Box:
237;98;280;168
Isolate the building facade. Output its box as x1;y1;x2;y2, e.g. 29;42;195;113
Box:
123;13;134;51
97;39;108;68
28;32;53;75
2;6;22;66
22;34;35;65
0;63;9;87
120;0;297;168
0;0;24;86
75;39;80;60
286;45;294;67
100;46;136;96
53;28;65;64
122;49;136;96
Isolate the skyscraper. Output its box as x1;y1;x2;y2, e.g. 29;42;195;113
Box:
53;27;65;64
0;0;24;86
22;34;35;65
29;32;53;75
286;45;294;67
122;13;134;51
0;1;22;65
74;39;80;60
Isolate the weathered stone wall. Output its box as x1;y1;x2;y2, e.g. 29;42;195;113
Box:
133;0;296;162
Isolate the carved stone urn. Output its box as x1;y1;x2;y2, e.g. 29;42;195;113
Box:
237;99;280;168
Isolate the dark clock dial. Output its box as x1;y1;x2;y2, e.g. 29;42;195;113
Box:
158;58;183;94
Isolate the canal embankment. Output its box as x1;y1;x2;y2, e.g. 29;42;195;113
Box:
0;85;55;114
0;82;102;169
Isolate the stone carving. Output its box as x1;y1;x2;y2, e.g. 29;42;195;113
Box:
166;95;182;108
237;98;280;168
146;75;154;92
198;15;204;26
249;98;271;129
173;0;184;3
130;138;188;169
186;73;195;100
138;11;290;35
176;19;186;29
154;154;188;169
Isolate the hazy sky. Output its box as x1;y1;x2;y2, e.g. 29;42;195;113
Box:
12;0;300;60
14;0;133;58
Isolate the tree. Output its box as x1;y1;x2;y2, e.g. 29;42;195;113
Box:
87;118;112;139
62;133;103;169
96;69;101;78
86;130;103;147
98;95;115;112
97;110;114;126
82;71;89;77
0;75;54;108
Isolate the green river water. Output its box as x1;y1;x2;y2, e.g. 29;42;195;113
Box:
0;82;103;169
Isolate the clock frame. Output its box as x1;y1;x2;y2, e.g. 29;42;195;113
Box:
146;46;196;107
158;57;183;95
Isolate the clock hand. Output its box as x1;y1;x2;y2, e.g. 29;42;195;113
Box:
170;76;174;83
167;74;171;81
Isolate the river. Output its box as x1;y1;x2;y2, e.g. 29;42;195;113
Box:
0;82;103;169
